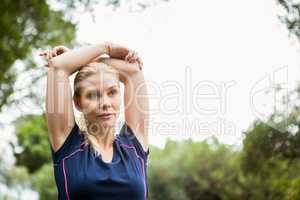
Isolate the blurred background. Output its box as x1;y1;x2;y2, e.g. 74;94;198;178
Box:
1;0;300;199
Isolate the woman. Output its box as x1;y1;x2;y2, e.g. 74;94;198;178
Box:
40;42;149;200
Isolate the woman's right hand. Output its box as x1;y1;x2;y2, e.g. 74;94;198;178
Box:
39;45;70;67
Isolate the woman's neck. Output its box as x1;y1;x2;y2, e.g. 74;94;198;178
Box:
87;123;115;149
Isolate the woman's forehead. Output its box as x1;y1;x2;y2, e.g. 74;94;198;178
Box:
80;74;119;91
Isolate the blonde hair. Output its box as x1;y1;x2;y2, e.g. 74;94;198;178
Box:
73;62;120;156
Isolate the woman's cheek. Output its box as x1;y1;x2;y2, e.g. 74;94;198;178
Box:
89;101;99;110
112;99;121;111
82;99;98;113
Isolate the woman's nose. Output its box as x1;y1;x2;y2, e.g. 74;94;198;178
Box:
98;94;111;109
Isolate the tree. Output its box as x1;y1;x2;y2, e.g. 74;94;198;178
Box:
31;163;57;200
148;138;244;200
13;114;51;174
242;118;300;199
0;1;77;111
242;85;300;199
278;0;300;41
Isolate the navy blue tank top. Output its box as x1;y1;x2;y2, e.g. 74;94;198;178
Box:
50;121;150;200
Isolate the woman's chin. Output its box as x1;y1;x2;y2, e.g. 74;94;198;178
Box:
100;121;114;127
99;117;116;126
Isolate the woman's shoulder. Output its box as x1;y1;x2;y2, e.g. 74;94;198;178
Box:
50;122;85;163
116;121;150;160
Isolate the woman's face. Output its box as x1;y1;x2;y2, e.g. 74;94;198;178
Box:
78;72;121;130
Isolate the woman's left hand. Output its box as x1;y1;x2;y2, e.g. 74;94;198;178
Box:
125;50;143;70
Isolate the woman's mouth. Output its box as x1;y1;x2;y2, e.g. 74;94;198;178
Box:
97;113;113;120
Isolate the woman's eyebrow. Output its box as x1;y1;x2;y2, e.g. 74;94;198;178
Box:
86;89;97;94
107;85;118;90
86;85;118;93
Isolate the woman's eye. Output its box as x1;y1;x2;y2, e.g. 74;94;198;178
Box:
87;92;97;99
109;90;117;95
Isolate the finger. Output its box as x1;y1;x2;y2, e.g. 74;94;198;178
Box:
140;61;143;69
127;56;133;63
128;51;134;59
52;49;57;57
46;50;51;61
125;51;133;61
128;56;135;63
134;61;142;70
125;54;130;61
132;52;139;61
46;50;52;66
50;50;54;59
137;57;143;67
129;51;137;61
136;56;143;69
129;53;139;63
56;46;66;55
52;47;57;55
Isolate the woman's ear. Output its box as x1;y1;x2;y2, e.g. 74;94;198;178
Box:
74;96;82;111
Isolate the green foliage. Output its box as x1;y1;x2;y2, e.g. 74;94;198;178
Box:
242;107;300;172
12;114;57;199
0;0;77;111
13;114;51;174
242;107;300;199
148;138;243;200
31;163;57;200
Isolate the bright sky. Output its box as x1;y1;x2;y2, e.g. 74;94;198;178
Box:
73;0;300;148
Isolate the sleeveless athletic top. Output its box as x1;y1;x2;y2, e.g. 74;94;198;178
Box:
50;121;150;200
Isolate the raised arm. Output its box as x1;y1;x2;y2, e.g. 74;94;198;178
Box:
99;57;149;152
46;44;109;75
42;44;109;152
